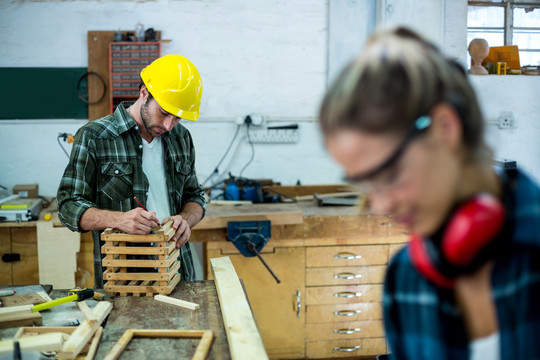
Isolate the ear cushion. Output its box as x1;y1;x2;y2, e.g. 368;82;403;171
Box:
408;193;505;288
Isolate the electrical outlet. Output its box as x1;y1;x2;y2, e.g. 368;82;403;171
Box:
248;128;299;143
497;112;515;129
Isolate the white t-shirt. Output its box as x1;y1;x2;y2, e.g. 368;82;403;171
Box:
141;136;171;222
470;332;500;360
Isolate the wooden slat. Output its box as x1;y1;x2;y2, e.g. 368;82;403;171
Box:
102;249;179;268
0;332;68;354
306;245;389;267
61;301;113;359
305;265;386;286
306;303;382;323
154;294;200;310
210;256;268;360
101;233;172;242
103;261;180;281
101;241;175;255
105;273;180;295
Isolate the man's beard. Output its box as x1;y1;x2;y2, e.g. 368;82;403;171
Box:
140;98;158;138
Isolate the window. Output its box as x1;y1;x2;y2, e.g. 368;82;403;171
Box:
467;1;540;66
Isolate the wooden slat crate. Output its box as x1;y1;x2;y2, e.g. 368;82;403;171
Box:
101;222;181;297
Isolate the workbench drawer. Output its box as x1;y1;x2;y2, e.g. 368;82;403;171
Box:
306;302;382;323
305;320;384;341
306;245;388;267
306;265;386;286
306;337;387;358
306;284;383;305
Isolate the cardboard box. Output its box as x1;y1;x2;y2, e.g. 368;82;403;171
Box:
13;184;39;198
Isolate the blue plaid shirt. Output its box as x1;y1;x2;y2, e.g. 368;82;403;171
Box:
384;169;540;360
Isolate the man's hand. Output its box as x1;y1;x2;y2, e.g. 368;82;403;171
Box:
161;215;191;248
116;208;160;234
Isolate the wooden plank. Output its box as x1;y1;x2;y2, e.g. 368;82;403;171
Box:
0;228;12;284
103;261;180;281
77;232;95;289
154;294;200;310
102;248;179;268
85;326;103;360
61;301;113;359
267;184;352;197
210;256;268;360
101;242;175;255
0;332;68;354
196;204;303;230
295;191;363;202
0;291;50;307
37;220;80;288
78;301;98;322
101;233;172;242
11;227;39;285
87;31;114;121
105;273;180;296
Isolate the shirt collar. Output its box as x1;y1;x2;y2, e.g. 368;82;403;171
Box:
115;101;138;134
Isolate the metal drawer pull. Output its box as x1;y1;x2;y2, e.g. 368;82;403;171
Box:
333;346;361;352
334;328;361;335
334;272;362;280
334;291;362;298
334;252;362;260
333;310;361;316
296;290;301;318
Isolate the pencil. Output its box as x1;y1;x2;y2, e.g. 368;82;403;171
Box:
133;196;148;211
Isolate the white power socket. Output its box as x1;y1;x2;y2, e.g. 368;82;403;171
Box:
497;112;515;129
235;114;265;126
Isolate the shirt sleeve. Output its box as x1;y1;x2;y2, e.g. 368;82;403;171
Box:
180;130;206;218
56;126;98;232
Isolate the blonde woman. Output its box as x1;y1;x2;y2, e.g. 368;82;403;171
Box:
319;28;540;359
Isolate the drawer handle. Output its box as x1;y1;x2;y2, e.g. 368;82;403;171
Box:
334;272;362;280
334;291;362;298
296;290;301;318
333;328;361;335
334;252;362;260
333;345;361;352
333;310;361;317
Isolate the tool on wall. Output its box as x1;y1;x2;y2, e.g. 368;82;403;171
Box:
227;221;281;283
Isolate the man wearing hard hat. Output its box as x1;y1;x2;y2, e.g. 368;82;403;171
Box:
57;55;206;288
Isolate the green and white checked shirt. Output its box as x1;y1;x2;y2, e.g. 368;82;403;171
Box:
57;102;206;288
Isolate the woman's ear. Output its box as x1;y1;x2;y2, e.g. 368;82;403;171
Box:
430;103;463;151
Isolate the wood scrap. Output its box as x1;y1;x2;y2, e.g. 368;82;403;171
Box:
0;291;52;307
103;329;214;360
0;332;68;354
295;191;363;202
84;326;103;360
210;256;268;360
61;301;112;359
78;301;98;322
154;294;200;310
0;304;42;329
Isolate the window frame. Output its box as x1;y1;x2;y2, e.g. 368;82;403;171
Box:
468;0;540;61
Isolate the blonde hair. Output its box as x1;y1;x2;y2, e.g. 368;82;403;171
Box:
320;27;487;157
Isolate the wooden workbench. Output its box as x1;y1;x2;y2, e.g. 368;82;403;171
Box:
192;200;409;359
0;281;231;359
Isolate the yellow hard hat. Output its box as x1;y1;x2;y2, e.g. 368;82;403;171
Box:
141;54;203;121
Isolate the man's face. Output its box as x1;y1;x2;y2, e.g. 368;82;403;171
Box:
140;95;181;138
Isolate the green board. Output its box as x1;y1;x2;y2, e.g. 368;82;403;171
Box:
0;67;89;119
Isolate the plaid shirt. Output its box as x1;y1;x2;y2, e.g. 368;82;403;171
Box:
384;169;540;360
57;102;206;287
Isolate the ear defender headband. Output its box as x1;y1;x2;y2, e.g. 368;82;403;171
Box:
408;193;506;288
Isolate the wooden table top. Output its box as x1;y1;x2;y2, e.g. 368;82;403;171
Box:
0;281;231;360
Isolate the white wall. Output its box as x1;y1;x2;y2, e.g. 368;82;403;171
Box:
1;0;539;198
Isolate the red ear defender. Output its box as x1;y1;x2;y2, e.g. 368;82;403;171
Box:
408;193;506;288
